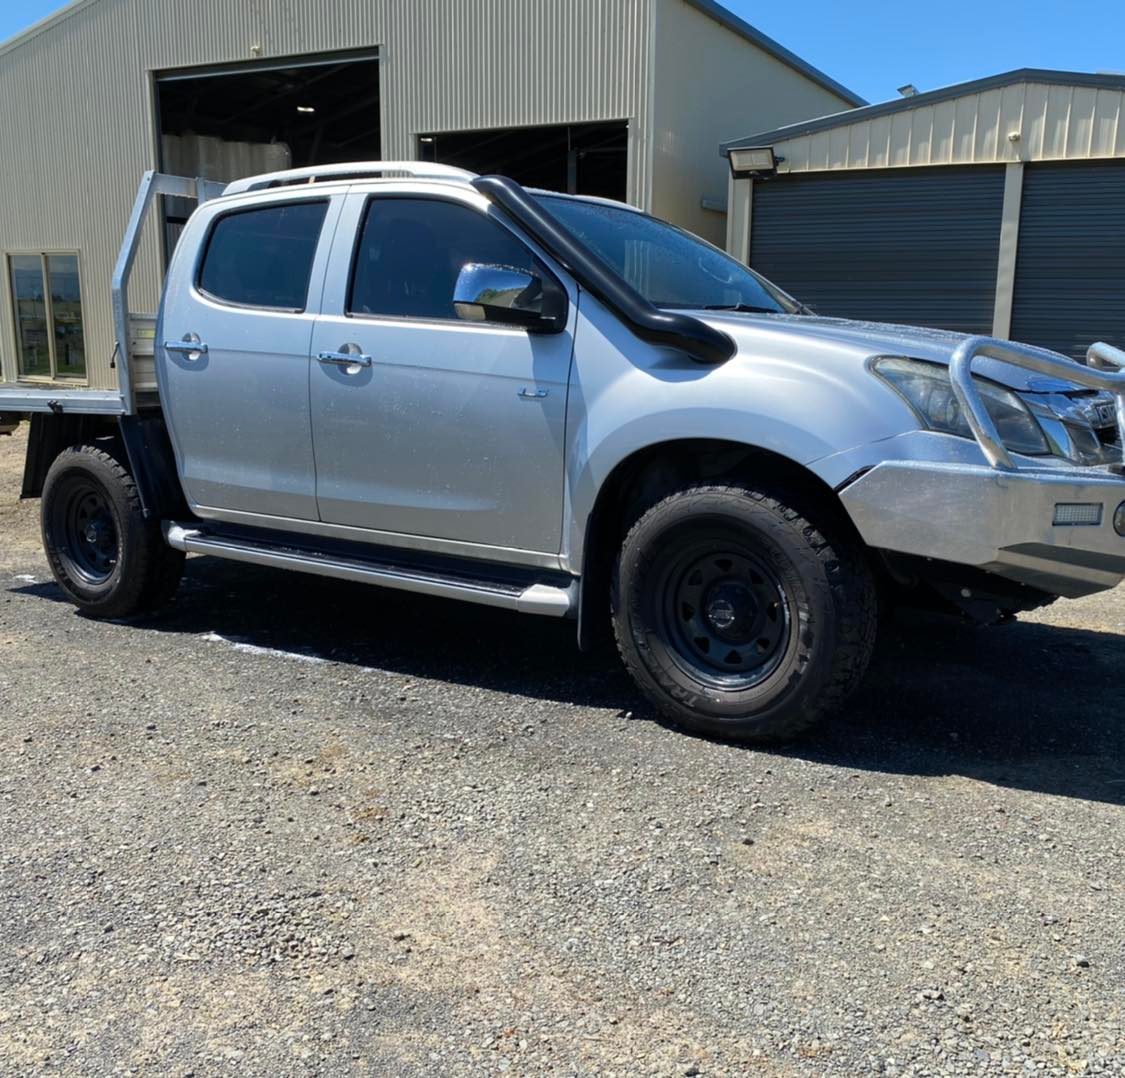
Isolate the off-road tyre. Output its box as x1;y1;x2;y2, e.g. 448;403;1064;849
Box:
41;443;184;619
612;482;877;743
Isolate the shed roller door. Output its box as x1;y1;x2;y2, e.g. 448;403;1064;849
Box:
1010;160;1125;360
750;166;1005;334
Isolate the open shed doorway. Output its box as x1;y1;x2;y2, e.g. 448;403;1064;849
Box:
155;50;380;255
417;120;628;201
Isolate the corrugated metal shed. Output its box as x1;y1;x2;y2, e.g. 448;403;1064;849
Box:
0;0;657;392
724;70;1125;173
722;70;1125;351
649;0;860;239
0;0;859;390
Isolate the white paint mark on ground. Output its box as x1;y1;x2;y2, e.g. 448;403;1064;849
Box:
14;574;38;583
200;631;329;665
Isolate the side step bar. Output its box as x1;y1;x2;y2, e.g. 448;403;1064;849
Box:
163;523;577;617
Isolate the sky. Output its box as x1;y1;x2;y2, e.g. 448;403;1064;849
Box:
726;0;1125;102
1;0;1123;104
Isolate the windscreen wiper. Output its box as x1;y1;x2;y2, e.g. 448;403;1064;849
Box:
700;303;779;314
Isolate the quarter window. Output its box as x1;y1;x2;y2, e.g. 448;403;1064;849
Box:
8;252;86;380
198;201;328;311
348;197;541;320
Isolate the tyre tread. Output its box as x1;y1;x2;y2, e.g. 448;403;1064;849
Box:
612;482;877;742
41;443;183;619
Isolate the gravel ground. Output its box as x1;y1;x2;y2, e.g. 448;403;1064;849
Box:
1;424;1123;1077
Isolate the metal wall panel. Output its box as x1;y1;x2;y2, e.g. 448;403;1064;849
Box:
0;0;656;389
381;0;654;206
1010;160;1125;359
750;166;1006;333
773;82;1125;175
0;0;164;392
650;0;853;245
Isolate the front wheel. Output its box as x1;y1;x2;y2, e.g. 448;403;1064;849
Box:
613;483;877;743
41;444;184;619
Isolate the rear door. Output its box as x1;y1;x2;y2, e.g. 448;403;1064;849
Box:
307;188;575;554
158;192;341;521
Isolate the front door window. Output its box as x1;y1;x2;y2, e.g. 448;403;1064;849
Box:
347;196;545;321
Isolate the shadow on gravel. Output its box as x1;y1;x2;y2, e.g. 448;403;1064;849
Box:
12;555;1125;805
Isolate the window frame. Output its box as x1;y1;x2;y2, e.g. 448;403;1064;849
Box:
194;198;331;315
6;249;88;384
343;193;567;329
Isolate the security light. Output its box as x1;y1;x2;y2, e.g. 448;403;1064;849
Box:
296;105;316;114
728;146;776;178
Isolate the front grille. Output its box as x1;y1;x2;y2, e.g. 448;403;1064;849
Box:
1063;390;1119;451
1095;421;1121;450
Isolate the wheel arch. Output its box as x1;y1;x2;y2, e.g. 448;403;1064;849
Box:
20;412;188;521
575;437;865;650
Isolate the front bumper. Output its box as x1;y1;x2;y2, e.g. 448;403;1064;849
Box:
830;335;1125;599
839;459;1125;597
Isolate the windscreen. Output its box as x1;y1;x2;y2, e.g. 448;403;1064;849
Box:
534;195;799;314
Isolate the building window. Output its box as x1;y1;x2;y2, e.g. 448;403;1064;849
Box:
8;252;87;380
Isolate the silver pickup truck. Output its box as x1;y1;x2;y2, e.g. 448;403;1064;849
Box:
2;162;1124;742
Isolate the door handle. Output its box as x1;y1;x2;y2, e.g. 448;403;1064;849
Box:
164;335;208;358
518;386;549;399
317;350;373;369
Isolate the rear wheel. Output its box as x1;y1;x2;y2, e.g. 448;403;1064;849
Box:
41;444;184;618
613;483;877;742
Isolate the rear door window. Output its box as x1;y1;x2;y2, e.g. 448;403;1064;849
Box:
198;201;328;311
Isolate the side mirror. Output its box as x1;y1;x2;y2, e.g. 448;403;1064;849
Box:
453;263;567;333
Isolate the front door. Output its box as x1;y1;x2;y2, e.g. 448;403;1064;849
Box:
308;191;575;554
158;193;339;521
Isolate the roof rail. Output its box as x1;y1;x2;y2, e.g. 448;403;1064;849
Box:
223;161;477;196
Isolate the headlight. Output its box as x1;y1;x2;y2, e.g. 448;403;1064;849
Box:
873;356;1049;457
